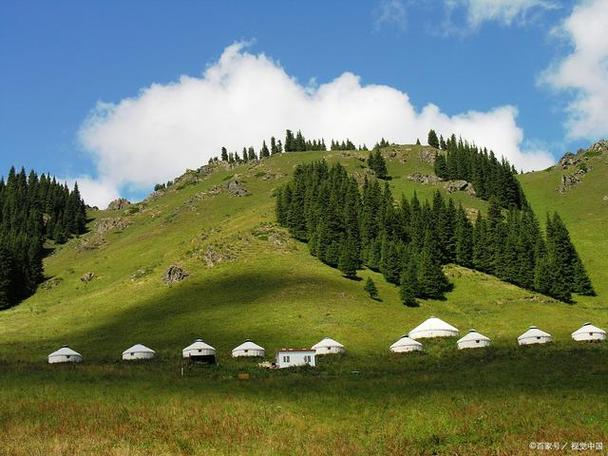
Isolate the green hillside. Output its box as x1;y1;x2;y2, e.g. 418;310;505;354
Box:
0;144;607;455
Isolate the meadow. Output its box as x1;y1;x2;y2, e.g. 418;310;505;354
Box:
0;145;607;455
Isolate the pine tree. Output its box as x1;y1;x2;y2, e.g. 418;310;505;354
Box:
416;231;450;299
0;248;16;309
338;236;359;279
260;141;270;158
454;204;473;267
270;137;278;155
400;253;419;307
427;129;440;149
364;277;379;300
367;150;388;179
221;147;228;161
285;130;294;152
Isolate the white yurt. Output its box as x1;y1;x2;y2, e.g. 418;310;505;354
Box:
457;329;491;350
182;338;217;363
517;326;552;346
122;344;156;360
311;337;345;355
232;339;265;358
408;316;459;340
571;323;607;342
390;335;423;353
48;346;83;364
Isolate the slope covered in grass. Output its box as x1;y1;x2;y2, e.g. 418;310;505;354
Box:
0;145;606;455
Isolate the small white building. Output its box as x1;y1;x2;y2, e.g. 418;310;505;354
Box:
232;339;265;358
408;316;459;340
517;326;552;346
48;346;83;364
571;323;607;342
311;337;345;355
390;335;423;353
275;349;316;369
182;338;217;363
457;329;491;350
122;344;156;360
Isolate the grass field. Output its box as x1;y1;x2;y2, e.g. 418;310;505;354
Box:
0;145;606;455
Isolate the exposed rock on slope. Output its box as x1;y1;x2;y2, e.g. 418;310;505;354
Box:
226;179;250;196
445;180;476;196
408;173;442;184
163;265;189;284
107;198;131;210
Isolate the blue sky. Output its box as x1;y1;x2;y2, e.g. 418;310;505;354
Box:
1;0;606;206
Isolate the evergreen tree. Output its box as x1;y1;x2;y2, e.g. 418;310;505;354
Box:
285;130;294;152
454;204;473;267
367;150;388;179
260;141;270;158
338;236;359;279
416;231;450;299
221;147;228;161
0;248;16;309
364;277;379;300
270;137;278;155
427;129;440;149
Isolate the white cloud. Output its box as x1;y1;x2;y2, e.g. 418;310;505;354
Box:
540;0;608;139
374;0;407;31
63;176;120;209
445;0;556;29
79;42;553;207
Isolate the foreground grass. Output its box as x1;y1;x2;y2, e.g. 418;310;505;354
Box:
1;342;607;456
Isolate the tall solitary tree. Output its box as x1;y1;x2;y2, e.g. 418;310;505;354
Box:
427;129;440;149
364;277;379;300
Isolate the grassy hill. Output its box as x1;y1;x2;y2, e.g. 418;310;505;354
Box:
0;144;607;455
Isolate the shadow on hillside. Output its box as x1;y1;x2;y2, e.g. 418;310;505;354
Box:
28;271;338;358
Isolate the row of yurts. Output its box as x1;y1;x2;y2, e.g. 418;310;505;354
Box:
47;317;607;364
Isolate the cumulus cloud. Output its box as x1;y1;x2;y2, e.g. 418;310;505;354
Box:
64;176;120;209
540;0;608;139
445;0;556;29
79;42;553;207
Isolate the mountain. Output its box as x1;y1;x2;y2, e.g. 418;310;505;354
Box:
0;143;606;455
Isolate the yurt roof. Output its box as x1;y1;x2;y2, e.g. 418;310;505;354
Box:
390;336;423;349
49;346;81;357
232;340;265;351
518;326;551;339
183;339;215;352
571;323;606;336
311;337;344;349
410;316;459;333
122;344;155;355
457;329;490;343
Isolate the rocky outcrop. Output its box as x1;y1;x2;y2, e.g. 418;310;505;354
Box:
163;265;189;284
444;180;476;196
94;217;130;234
80;272;95;283
558;167;589;193
408;173;442;184
226;179;250;197
107;198;131;211
588;139;608;154
558;152;580;169
419;148;438;165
